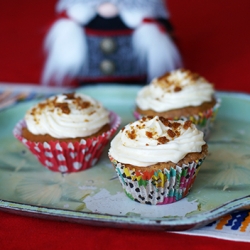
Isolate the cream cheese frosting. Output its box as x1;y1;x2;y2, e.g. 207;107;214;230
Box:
136;69;214;112
25;92;110;138
109;116;205;167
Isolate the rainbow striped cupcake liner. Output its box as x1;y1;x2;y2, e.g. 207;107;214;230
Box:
109;155;206;205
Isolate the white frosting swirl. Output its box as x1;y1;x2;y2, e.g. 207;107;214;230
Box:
25;93;110;138
136;69;214;112
109;116;205;167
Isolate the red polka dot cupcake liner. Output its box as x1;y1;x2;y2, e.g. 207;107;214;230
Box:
109;155;206;205
13;111;121;173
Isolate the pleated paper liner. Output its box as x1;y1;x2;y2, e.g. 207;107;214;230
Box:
13;111;121;173
109;155;206;205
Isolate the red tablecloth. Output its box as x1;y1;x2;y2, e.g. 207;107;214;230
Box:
0;1;250;249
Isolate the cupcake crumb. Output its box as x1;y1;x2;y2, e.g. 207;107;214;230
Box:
167;129;176;138
184;120;192;130
157;136;169;144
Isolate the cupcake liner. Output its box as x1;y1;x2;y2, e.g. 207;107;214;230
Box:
13;111;121;173
109;155;205;205
134;98;220;140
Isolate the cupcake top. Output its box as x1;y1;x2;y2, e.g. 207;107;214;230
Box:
136;69;215;112
25;92;110;139
109;116;206;167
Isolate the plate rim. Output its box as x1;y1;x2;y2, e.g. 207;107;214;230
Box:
1;195;250;230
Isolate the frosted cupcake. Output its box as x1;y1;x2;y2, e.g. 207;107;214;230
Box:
13;92;121;173
109;116;207;205
134;69;220;139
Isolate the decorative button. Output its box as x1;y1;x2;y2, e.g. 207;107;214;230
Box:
100;38;116;54
100;60;115;75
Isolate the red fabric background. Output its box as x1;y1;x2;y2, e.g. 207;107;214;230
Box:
0;1;250;249
0;0;250;92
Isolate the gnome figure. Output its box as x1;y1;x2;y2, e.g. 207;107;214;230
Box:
42;0;182;86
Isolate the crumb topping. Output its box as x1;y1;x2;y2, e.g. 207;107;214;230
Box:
124;116;193;145
64;92;75;100
153;68;208;93
54;102;70;114
126;126;137;140
29;93;94;124
145;131;153;138
157;136;169;144
167;129;176;138
174;86;182;92
183;120;192;130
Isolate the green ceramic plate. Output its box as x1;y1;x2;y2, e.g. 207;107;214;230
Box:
0;85;250;230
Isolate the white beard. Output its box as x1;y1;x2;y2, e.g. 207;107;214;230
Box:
42;1;182;85
42;19;88;85
132;23;182;82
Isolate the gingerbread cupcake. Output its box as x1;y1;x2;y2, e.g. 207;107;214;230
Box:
134;69;220;139
109;116;207;205
13;92;121;173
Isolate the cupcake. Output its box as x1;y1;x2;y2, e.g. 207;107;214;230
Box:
13;92;121;173
109;116;207;205
134;69;220;139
